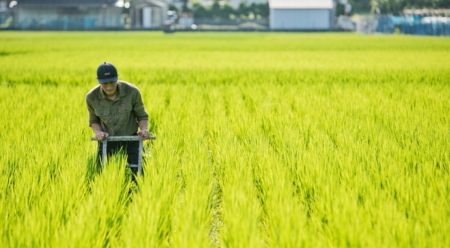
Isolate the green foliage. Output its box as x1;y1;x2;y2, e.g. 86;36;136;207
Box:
0;32;450;247
168;4;179;12
190;1;269;21
369;0;450;14
339;0;450;15
191;3;211;19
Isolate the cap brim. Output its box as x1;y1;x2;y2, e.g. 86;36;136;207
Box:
98;76;118;84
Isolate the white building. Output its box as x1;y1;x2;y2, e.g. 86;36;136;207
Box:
269;0;335;30
130;0;167;29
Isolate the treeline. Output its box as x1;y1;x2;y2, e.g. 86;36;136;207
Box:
377;0;450;14
340;0;450;15
170;0;450;19
170;0;269;20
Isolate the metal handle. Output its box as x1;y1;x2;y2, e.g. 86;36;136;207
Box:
90;135;156;141
90;135;155;175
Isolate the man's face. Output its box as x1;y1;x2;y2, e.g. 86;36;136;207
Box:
101;81;118;97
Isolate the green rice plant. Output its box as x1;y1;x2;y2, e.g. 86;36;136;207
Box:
0;32;449;248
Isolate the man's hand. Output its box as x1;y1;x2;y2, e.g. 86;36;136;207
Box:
137;129;152;140
95;131;109;141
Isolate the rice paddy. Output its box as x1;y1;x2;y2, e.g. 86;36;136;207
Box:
0;31;449;247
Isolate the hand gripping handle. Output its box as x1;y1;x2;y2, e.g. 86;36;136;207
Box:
90;135;156;141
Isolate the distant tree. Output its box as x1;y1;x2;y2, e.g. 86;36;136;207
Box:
440;0;450;7
334;0;371;16
417;0;450;8
210;0;222;19
191;3;211;19
379;0;403;14
336;2;346;16
352;0;372;12
220;4;235;19
252;3;269;19
257;3;270;18
368;0;450;15
182;0;189;12
168;4;179;12
236;3;250;19
202;0;235;20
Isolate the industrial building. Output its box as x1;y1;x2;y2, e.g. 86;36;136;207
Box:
269;0;335;30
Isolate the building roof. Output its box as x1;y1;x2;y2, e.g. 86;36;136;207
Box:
15;0;118;7
131;0;166;8
269;0;334;9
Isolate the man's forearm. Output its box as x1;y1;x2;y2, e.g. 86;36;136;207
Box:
90;123;103;134
91;123;109;141
138;120;148;131
137;120;151;139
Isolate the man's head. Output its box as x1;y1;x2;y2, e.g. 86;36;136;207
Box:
97;62;118;84
97;62;119;98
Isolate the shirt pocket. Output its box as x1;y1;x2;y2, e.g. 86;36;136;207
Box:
95;108;110;124
117;103;132;125
118;104;132;114
95;108;110;116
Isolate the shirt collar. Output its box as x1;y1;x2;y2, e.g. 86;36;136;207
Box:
98;81;126;100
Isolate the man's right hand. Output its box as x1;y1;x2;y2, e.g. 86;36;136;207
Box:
95;131;109;141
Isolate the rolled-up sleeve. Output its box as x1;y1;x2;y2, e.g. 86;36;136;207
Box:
132;89;149;122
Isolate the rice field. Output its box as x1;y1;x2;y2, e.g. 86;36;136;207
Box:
0;32;449;247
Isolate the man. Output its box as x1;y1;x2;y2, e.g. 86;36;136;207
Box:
86;62;152;175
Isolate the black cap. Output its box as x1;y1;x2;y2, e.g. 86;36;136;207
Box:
97;62;118;84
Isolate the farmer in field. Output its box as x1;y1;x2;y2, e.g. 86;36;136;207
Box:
86;62;152;176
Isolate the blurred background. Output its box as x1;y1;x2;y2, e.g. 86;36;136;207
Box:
0;0;449;36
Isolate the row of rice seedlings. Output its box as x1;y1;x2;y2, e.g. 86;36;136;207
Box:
1;78;449;247
252;81;450;247
103;80;449;247
121;155;179;247
1;31;449;246
217;142;264;247
236;85;327;247
0;84;130;247
171;81;450;247
164;84;214;247
1;33;450;87
58;155;131;247
204;85;264;247
120;84;182;247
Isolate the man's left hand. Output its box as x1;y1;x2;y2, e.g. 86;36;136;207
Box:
137;129;152;140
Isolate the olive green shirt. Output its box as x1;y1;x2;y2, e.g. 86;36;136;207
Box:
86;81;148;136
